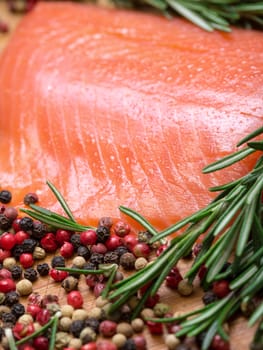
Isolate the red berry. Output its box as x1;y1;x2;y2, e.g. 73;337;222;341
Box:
99;320;117;337
123;233;138;251
81;343;97;350
0;232;16;250
49;268;68;282
26;304;42;319
97;340;117;350
146;320;163;335
0;268;12;279
211;334;230;350
55;229;72;246
105;234;123;251
40;233;58;252
15;230;30;244
67;290;83;309
60;241;74;258
91;243;107;254
212;280;230;299
0;278;16;293
80;230;97;246
20;253;34;268
0;249;11;262
112;220;130;237
36;309;51;326
132;242;151;258
33;336;49;350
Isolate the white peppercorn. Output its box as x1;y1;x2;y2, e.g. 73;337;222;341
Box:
89;307;103;319
140;308;154;320
80;327;97;342
165;334;180;349
68;338;82;349
3;257;16;270
16;279;33;296
134;257;148;270
72;309;89;321
112;333;127;348
72;256;86;268
61;304;74;318
55;332;72;349
59;317;72;332
116;322;133;338
177;279;193;296
95;296;109;308
18;314;34;325
131;318;144;333
33;246;46;260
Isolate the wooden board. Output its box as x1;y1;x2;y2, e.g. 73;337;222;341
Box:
0;2;257;349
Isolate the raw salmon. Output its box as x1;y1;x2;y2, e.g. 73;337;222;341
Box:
0;2;262;230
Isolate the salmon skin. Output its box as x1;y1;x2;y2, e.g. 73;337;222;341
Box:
0;2;262;230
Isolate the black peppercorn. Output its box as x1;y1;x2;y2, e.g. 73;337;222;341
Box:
0;327;4;341
19;217;34;232
121;339;136;350
70;233;81;250
0;190;12;204
89;253;104;266
37;263;50;276
202;291;218;305
22;238;38;253
11;265;23;280
82;262;97;271
51;255;65;268
11;303;25;319
115;246;129;257
23;192;39;205
84;317;100;333
24;268;38;282
11;245;24;260
70;319;85;337
138;231;153;243
4;291;19;306
0;214;11;230
96;226;110;243
120;252;136;270
32;221;47;239
104;251;119;264
1;312;16;324
77;246;91;260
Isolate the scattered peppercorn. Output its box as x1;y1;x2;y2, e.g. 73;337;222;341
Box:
11;303;25;319
19;217;34;232
36;263;50;276
51;255;66;268
11;265;23;280
104;251;119;264
1;312;16;325
90;253;104;266
70;319;86;337
96;226;110;243
115;246;129;257
70;233;82;250
0;190;12;204
23;192;39;205
22;238;38;253
61;276;79;292
121;338;136;350
4;291;19;306
120;253;136;270
0;214;11;230
32;221;47;239
77;245;91;260
24;268;38;282
85;317;100;333
16;279;33;296
202;291;218;305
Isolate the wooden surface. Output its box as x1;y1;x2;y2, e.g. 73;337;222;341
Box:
0;2;256;349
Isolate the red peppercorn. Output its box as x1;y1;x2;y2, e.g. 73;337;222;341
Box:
132;242;151;258
12;217;22;232
97;340;117;350
28;292;42;306
212;280;231;299
81;343;97;350
55;229;72;246
32;336;49;350
211;334;230;350
91;243;107;254
146;320;163;335
93;282;105;298
145;293;160;308
40;233;58;252
26;304;42;319
165;268;183;289
49;268;68;282
112;220;130;237
133;335;147;350
156;244;168;256
0;268;12;279
15;230;30;244
18;345;35;350
123;233;138;251
20;253;34;268
13;322;35;340
80;230;97;246
105;234;123;251
36;309;51;326
0;248;11;262
85;274;98;289
0;278;16;293
67;290;83;309
99;320;117;337
0;232;16;250
0;21;9;33
60;241;74;258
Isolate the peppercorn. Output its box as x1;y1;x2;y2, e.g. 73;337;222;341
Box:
3;257;17;271
83;262;97;271
96;226;110;243
0;305;11;316
177;280;193;296
70;233;82;250
19;217;34;232
0;214;11;230
0;190;12;204
72;309;89;321
37;263;50;276
98;217;113;228
24;268;38;282
131;318;144;333
116;322;133;338
120;253;136;270
114;246;129;257
0;327;4;341
1;312;16;324
77;246;91;260
22;238;38;253
90;253;104;266
202;291;218;305
59;316;72;331
11;245;24;260
61;304;74;318
16;279;33;296
112;333;127;348
153;303;170;317
134;257;148;270
10;266;22;281
121;339;136;350
4;291;19;306
72;256;86;268
4;207;18;221
85;317;100;333
80;326;97;342
33;246;46;260
104;251;119;264
32;221;47;239
51;255;66;268
11;303;25;319
61;276;79;292
165;334;180;350
55;331;72;350
138;231;153;243
0;293;5;304
70;319;86;337
24;192;39;205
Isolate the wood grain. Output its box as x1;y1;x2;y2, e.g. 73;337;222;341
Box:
0;2;256;349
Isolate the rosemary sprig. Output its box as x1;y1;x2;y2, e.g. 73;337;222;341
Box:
110;0;263;31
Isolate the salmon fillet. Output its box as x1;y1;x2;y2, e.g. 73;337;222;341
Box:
0;2;262;230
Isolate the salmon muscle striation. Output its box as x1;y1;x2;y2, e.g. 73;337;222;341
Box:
0;2;262;230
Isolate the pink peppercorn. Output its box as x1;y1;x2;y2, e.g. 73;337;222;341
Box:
26;304;42;319
20;253;34;268
0;232;16;250
15;230;30;244
80;230;97;246
36;309;51;326
0;249;11;262
112;220;130;237
133;335;147;350
132;242;151;258
67;290;83;309
0;268;12;279
99;320;117;337
105;234;123;251
40;233;58;252
55;229;72;246
81;343;97;350
97;340;117;350
0;278;16;293
91;243;107;254
60;241;74;258
146;320;163;335
49;268;69;282
211;334;230;350
32;336;49;350
212;280;231;299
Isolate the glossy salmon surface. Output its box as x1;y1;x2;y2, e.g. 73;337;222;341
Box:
0;2;262;230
